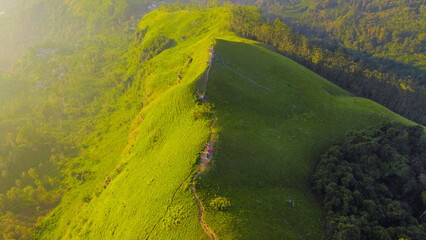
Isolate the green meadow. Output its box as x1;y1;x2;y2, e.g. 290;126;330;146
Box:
35;7;414;239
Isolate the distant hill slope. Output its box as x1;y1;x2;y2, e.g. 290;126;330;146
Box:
35;7;414;240
245;0;425;70
0;0;157;70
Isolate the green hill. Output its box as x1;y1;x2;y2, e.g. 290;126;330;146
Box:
35;7;413;240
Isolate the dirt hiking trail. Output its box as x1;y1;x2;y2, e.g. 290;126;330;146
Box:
190;45;218;240
190;115;217;240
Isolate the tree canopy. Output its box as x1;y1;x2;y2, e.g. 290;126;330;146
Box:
312;123;426;240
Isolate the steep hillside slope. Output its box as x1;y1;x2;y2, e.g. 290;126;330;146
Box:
197;38;412;239
35;7;413;240
35;7;229;240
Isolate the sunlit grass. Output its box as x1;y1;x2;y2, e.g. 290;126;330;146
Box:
36;7;413;240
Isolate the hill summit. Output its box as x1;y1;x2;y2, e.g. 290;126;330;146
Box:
35;7;412;240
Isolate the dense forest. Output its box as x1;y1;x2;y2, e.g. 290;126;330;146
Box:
230;6;425;125
312;123;425;239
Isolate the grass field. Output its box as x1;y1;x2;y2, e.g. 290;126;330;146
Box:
196;38;412;239
35;7;414;240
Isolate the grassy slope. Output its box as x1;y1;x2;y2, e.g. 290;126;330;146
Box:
197;38;412;239
35;7;228;239
36;7;413;240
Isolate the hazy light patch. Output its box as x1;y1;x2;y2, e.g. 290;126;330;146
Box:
0;11;5;15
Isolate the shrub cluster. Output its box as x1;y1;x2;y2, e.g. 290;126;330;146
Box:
210;196;231;211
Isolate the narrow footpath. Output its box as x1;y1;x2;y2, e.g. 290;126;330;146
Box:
190;116;217;240
190;45;218;240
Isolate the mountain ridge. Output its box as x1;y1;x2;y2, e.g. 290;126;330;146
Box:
33;7;417;239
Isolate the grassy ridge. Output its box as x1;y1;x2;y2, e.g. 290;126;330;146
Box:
35;8;230;239
36;7;414;240
197;38;412;239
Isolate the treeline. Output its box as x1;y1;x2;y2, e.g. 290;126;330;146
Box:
312;123;425;239
230;6;425;125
